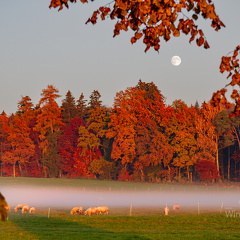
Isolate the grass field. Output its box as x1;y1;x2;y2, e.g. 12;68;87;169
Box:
1;211;240;239
1;177;240;239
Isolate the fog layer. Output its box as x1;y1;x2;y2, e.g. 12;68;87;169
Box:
1;185;240;209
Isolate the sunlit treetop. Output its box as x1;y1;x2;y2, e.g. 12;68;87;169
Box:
211;45;240;117
49;0;225;52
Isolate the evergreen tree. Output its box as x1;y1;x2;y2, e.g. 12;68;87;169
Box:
61;90;77;123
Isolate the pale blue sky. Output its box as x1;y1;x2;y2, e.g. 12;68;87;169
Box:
0;1;239;114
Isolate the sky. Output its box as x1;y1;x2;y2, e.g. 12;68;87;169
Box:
0;0;240;115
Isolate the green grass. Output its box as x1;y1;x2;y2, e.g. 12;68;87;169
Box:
1;212;240;239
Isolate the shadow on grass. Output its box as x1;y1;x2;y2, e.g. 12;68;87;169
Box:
8;214;150;240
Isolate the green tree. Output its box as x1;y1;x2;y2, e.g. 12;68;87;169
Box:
76;93;88;119
61;90;77;123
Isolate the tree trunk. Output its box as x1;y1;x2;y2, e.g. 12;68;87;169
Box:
227;147;231;180
216;135;220;181
140;169;144;182
13;163;16;177
19;162;22;177
187;166;193;182
167;165;171;182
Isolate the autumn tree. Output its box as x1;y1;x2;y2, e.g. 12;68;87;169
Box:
107;87;137;176
14;96;43;176
76;125;102;177
49;0;224;52
107;80;173;181
134;81;173;182
16;96;35;121
58;117;85;177
89;157;115;180
34;85;64;177
194;102;220;180
0;112;11;176
2;115;35;177
168;100;198;182
195;159;219;182
211;46;240;117
76;90;108;178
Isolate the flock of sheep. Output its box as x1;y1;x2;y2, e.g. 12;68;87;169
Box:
14;204;36;214
10;204;178;215
10;204;109;216
71;206;109;216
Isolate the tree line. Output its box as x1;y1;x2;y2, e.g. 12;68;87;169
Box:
0;80;239;183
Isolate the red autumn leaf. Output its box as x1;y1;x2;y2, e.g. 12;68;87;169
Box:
135;32;143;40
131;37;137;44
204;40;210;49
49;0;225;52
196;36;204;46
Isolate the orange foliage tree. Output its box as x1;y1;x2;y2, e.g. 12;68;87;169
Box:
2;115;35;177
34;85;64;177
16;96;42;177
168;100;198;182
49;0;224;52
194;102;220;180
75;90;107;178
107;80;173;181
211;45;240;117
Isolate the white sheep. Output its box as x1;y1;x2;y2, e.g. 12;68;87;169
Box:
96;206;108;215
173;204;180;210
29;207;36;213
70;207;83;215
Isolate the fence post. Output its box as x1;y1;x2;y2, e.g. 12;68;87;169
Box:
220;202;224;213
48;207;51;218
130;203;133;216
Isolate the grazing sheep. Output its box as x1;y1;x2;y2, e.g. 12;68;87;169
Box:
14;204;29;212
96;206;108;215
173;204;180;210
70;207;83;215
0;193;8;221
84;207;98;216
21;205;30;213
29;207;36;214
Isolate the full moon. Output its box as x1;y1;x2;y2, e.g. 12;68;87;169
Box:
171;56;181;66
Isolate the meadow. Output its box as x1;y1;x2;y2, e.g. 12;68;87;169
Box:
1;177;240;239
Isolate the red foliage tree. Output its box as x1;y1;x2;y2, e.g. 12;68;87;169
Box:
195;160;219;182
58;117;85;177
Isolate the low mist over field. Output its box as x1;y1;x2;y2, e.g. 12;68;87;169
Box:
2;185;240;210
